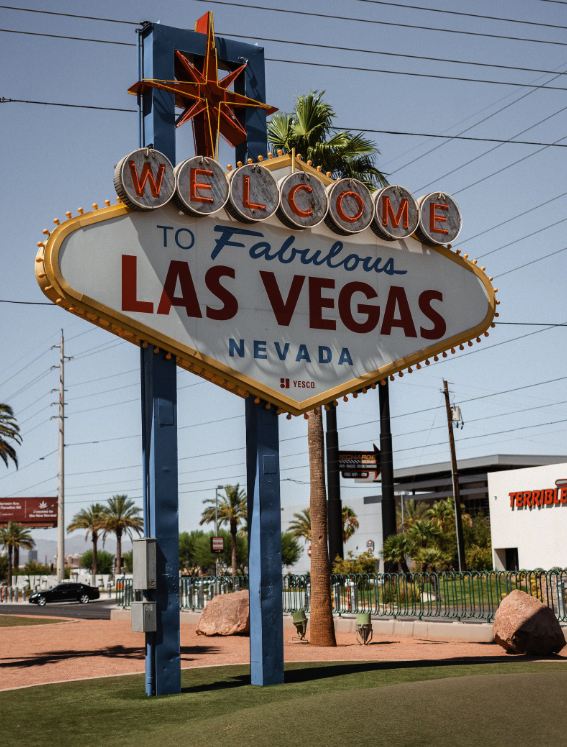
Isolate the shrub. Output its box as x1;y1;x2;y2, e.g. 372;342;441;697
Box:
80;550;114;574
332;550;379;575
380;577;420;606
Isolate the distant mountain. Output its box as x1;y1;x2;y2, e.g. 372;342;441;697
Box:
27;536;132;564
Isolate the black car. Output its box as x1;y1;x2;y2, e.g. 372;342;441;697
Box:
28;583;100;606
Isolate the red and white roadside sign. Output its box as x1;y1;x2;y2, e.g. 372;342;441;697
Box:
0;497;57;527
210;536;224;553
37;153;497;416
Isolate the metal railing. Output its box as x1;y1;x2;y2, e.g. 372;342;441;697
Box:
114;569;567;623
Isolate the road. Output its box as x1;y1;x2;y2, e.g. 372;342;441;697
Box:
0;599;115;620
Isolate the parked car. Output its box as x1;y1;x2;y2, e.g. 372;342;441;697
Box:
28;583;100;606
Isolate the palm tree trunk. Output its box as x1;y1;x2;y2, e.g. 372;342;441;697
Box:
92;531;98;576
230;520;237;577
116;531;122;576
308;408;336;647
14;546;19;573
7;546;13;586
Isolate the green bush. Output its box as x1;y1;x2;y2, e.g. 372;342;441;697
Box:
380;577;420;606
80;550;114;574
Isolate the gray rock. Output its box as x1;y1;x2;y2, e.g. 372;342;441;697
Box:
493;589;566;655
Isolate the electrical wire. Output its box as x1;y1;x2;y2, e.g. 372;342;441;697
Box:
458;190;567;247
413;101;567;192
0;347;51;390
198;0;567;47
0;6;141;25
350;0;567;30
0;28;135;46
0;298;53;305
478;216;567;259
453;133;567;194
496;246;567;278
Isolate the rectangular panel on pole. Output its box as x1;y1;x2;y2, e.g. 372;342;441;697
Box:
246;399;284;686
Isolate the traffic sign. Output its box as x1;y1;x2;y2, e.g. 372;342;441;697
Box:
210;536;224;553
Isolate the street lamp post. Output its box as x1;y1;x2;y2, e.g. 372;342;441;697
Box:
215;485;223;577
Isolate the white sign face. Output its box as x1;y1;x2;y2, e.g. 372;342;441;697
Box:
38;201;495;415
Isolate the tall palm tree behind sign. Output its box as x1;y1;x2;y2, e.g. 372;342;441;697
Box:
67;503;107;576
200;484;247;576
268;91;387;191
0;404;21;470
0;522;34;585
103;495;143;576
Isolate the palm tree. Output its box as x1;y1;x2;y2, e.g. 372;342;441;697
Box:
396;498;430;531
308;408;336;647
67;504;106;576
381;532;413;574
0;523;34;585
200;484;247;576
341;506;359;543
102;495;143;575
268;91;387;191
288;508;311;544
0;404;21;470
413;546;451;573
407;519;440;550
427;497;455;533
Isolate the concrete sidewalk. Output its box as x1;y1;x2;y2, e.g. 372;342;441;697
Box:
110;607;496;641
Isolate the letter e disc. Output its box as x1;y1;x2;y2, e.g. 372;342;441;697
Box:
277;171;328;230
325;178;373;235
225;164;279;223
372;185;419;241
414;192;462;246
173;157;229;217
114;148;175;211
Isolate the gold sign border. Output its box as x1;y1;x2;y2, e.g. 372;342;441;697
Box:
36;201;497;417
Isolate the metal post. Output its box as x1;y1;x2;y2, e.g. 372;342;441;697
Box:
326;407;343;564
443;380;466;572
379;381;397;572
246;399;284;686
56;330;65;582
141;347;180;697
214;485;223;577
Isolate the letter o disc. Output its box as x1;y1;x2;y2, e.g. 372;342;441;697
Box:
414;192;462;246
173;157;229;217
324;178;373;235
277;171;328;230
372;185;419;241
225;164;279;223
114;148;175;211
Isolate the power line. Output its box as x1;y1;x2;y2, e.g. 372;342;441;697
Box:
0;5;141;25
0;97;136;113
496;246;567;278
0;298;53;305
350;0;567;30
0;27;135;46
390;65;567;174
7;96;567;147
453;133;567;195
199;0;567;47
413;101;567;192
0;347;51;390
458;190;567;247
478;216;567;259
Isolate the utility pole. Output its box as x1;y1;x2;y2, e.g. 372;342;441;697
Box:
325;407;343;564
215;485;223;577
379;380;397;572
55;330;66;582
442;380;466;572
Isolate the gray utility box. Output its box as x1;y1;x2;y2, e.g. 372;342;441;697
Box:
131;601;157;633
133;537;157;590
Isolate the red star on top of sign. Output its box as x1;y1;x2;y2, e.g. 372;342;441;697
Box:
128;12;277;160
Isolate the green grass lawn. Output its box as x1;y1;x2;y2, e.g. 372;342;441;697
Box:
0;615;64;627
2;661;567;747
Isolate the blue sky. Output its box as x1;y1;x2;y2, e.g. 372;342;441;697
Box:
2;0;567;549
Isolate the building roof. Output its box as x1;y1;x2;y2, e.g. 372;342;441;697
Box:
393;454;567;482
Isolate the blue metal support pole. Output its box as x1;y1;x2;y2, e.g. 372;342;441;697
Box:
140;23;179;697
246;399;284;686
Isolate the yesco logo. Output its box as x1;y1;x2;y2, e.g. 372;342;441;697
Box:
280;378;315;389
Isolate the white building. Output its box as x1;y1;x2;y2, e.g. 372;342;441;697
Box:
488;461;567;571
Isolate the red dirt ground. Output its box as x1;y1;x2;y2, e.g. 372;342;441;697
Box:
2;616;566;691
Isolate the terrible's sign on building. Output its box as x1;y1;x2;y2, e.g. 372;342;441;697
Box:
0;498;58;527
36;150;497;416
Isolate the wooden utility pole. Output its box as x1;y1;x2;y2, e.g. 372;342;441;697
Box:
56;330;65;582
442;380;466;572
